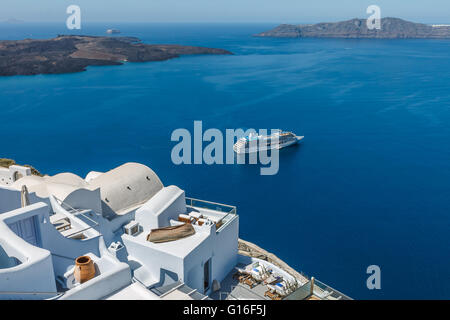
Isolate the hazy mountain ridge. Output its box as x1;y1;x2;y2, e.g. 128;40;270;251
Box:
255;17;450;38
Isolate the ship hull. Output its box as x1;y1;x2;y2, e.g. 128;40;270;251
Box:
233;136;303;154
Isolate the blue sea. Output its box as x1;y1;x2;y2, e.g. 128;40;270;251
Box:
1;22;449;299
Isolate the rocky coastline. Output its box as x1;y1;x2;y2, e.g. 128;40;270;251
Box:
0;35;232;76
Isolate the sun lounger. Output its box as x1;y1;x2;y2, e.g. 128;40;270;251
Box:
264;289;282;300
52;217;71;231
232;271;257;288
178;214;194;224
189;211;203;220
266;281;288;297
273;281;289;296
264;274;282;285
250;266;266;281
244;276;258;289
234;273;251;284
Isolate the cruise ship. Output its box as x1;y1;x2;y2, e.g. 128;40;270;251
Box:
233;131;304;154
0;161;349;300
106;29;121;34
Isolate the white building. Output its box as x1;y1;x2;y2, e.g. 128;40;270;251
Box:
0;165;31;186
0;162;346;300
0;162;239;299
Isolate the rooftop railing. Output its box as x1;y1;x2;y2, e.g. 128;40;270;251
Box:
186;197;236;214
313;279;352;300
185;197;237;233
283;278;352;300
283;280;312;300
53;196;99;238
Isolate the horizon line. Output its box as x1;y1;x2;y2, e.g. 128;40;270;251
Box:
1;18;449;25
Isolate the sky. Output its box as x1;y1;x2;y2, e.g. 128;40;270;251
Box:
1;0;449;23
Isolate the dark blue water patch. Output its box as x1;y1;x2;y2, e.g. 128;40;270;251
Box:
1;23;449;299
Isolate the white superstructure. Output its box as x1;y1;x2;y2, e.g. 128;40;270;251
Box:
233;130;304;154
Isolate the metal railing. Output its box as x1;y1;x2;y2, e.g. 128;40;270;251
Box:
53;196;99;238
283;278;352;300
185;197;237;214
313;279;352;300
185;197;237;233
283;280;312;300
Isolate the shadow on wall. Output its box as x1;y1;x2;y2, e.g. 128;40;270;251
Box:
156;268;179;288
0;244;21;269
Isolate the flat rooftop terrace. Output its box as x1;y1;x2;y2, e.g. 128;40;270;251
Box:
210;263;271;300
186;197;238;232
127;225;210;259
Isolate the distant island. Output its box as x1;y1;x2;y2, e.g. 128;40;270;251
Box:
255;17;450;39
3;18;25;24
0;35;232;76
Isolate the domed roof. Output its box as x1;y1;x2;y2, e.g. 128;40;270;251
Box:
11;174;85;200
11;175;44;189
46;172;88;188
10;162;164;216
89;162;163;214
